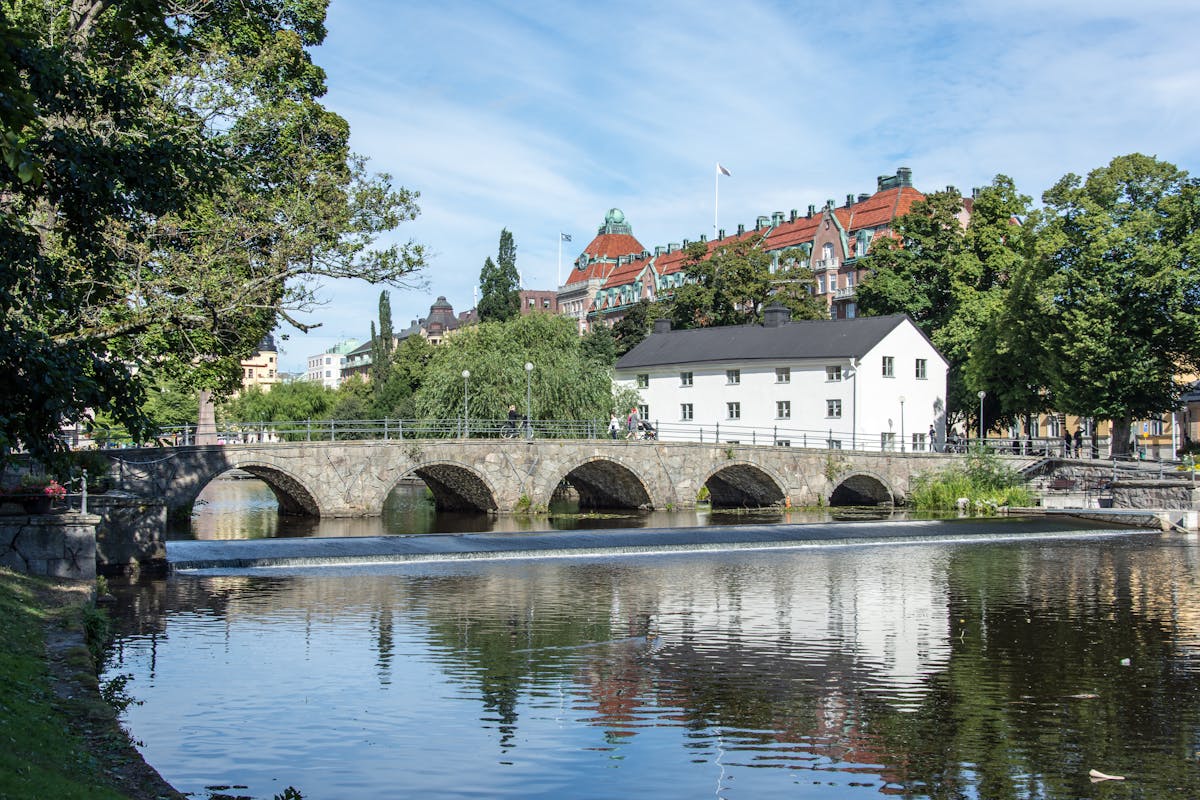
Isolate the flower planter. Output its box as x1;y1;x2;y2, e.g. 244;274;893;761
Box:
21;496;53;514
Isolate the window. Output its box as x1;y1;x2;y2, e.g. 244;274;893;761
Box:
681;403;693;421
915;358;927;380
776;439;791;447
776;367;791;383
826;365;842;382
913;433;927;452
822;242;834;261
881;432;896;451
543;299;551;308
882;356;894;377
817;275;825;293
529;298;536;307
680;371;693;387
726;369;740;385
638;404;649;420
636;373;649;389
827;439;842;450
727;402;741;420
325;370;331;378
826;399;842;418
325;357;332;365
845;302;856;318
776;400;791;419
846;272;855;287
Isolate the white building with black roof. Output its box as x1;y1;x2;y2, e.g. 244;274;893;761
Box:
614;305;948;451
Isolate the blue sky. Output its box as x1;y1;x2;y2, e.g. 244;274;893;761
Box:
279;0;1200;372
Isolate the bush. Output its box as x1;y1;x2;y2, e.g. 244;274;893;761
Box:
909;447;1034;511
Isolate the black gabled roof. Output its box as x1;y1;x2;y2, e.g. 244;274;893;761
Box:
615;314;919;370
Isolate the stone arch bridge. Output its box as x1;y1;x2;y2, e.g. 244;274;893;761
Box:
104;440;973;519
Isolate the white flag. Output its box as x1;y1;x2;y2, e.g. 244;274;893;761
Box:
717;163;731;176
561;232;572;242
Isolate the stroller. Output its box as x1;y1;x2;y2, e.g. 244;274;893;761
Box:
638;421;657;440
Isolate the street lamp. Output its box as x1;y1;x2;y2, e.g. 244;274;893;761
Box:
524;362;533;440
899;395;906;452
462;369;471;438
978;390;986;446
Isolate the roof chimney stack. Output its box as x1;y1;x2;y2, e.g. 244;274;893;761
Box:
762;302;791;328
653;318;672;334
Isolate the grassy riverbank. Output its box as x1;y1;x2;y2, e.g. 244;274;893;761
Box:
0;568;182;800
908;448;1035;511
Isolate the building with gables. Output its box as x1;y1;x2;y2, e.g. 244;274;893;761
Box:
560;168;969;331
614;306;948;451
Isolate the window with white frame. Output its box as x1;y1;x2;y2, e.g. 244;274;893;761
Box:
727;402;741;420
726;369;740;385
915;358;927;380
882;356;894;377
776;400;791;419
881;432;896;451
681;403;693;421
776;439;791;447
776;367;791;383
826;365;842;382
913;433;927;451
636;373;649;389
827;439;842;449
638;404;649;419
817;275;825;294
680;371;693;387
826;399;842;418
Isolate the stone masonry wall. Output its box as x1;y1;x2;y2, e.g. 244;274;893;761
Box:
0;513;99;580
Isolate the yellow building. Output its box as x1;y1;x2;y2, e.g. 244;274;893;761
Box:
240;334;280;393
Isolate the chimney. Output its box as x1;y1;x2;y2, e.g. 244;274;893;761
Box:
946;185;958;195
699;234;707;243
897;167;912;187
762;302;791;328
772;211;784;226
737;223;745;235
789;208;799;222
807;204;816;218
717;228;725;239
972;187;981;199
653;318;672;334
877;174;888;191
654;245;665;256
845;194;854;207
857;193;869;203
682;239;689;248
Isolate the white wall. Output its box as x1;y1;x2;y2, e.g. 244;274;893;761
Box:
616;320;946;451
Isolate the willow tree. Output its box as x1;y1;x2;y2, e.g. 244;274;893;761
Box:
0;1;425;462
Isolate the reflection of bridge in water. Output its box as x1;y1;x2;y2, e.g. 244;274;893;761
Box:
107;439;986;518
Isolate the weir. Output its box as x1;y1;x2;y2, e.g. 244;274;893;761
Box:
167;517;1154;572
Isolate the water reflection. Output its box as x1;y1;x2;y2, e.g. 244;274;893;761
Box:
183;475;908;541
103;531;1200;799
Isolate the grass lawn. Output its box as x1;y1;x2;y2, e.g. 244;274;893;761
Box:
0;568;181;800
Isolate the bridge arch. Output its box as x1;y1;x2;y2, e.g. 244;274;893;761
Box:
701;461;787;508
555;456;653;510
829;472;896;507
221;462;321;516
402;461;498;513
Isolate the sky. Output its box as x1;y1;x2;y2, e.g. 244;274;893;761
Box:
277;0;1200;373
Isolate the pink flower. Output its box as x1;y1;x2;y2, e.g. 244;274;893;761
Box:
42;480;67;499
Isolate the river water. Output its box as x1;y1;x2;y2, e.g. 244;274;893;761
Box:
100;479;1200;799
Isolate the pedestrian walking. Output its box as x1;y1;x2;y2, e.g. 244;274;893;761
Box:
608;413;620;440
626;406;640;439
1062;429;1073;458
1073;428;1083;458
928;425;937;452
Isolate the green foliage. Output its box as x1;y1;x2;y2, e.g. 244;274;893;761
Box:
478;229;521;322
140;379;199;430
858;181;1035;429
999;154;1200;456
666;237;772;328
580;324;618;365
371;291;396;385
908;448;1034;510
610;299;662;355
0;1;426;464
413;313;614;422
221;381;334;423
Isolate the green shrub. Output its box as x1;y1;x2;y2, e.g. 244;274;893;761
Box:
909;448;1034;512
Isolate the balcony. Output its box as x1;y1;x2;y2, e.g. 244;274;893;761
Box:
834;286;856;299
815;257;840;271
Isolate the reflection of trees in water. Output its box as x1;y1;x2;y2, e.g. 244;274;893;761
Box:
107;537;1200;797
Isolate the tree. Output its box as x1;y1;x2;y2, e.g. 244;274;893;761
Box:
995;154;1200;456
478;229;521;321
858;182;1034;429
413;314;616;423
222;381;334;424
666;236;772;329
0;1;426;465
371;291;396;385
609;299;661;356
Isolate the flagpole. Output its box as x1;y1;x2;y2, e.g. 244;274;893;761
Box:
557;234;562;288
714;164;719;238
